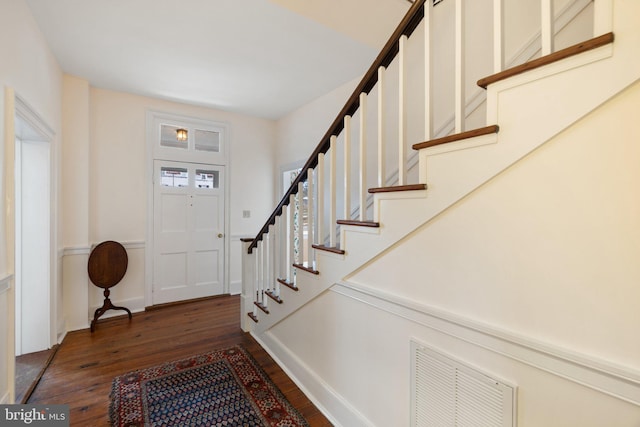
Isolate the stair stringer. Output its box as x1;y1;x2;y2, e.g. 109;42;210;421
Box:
253;188;434;334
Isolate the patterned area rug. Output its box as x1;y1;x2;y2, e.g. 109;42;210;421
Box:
109;345;310;426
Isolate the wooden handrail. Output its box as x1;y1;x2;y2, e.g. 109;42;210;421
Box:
248;0;427;253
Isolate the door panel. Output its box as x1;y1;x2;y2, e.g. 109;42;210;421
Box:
153;160;225;304
161;194;188;232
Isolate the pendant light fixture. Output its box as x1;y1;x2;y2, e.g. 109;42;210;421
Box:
176;128;188;142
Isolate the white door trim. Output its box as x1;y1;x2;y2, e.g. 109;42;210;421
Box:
145;111;230;307
14;94;56;355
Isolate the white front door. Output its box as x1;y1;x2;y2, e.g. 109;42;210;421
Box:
153;160;225;304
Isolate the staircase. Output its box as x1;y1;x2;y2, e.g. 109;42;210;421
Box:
241;0;640;424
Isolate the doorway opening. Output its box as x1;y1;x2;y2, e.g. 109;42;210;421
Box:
13;99;55;403
14;103;54;356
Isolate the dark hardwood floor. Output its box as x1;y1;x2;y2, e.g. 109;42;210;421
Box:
15;347;57;403
27;295;332;426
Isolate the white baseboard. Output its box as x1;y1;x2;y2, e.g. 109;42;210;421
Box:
56;317;67;345
253;331;375;427
57;329;67;345
88;296;145;325
229;280;242;295
65;317;90;332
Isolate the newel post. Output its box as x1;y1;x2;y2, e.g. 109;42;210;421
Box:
241;238;256;332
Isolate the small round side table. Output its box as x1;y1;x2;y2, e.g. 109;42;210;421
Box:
88;241;132;332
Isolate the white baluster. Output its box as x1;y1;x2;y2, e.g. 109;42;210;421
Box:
253;240;260;316
297;181;304;266
317;153;325;247
541;0;555;55
274;215;281;296
307;167;315;269
257;240;263;305
329;136;337;248
493;0;504;73
424;4;432;141
359;93;367;221
281;213;287;280
261;238;268;308
288;194;295;284
264;226;273;301
270;222;276;296
343;115;352;220
399;35;408;186
594;0;614;36
377;66;386;187
455;0;465;133
241;239;256;331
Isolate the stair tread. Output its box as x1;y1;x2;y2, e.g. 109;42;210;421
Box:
277;278;298;291
265;290;283;304
478;32;614;89
247;312;259;323
413;125;499;150
254;301;269;314
337;219;380;228
312;244;346;255
369;184;427;193
293;263;320;275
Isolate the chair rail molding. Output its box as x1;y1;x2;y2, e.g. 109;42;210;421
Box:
63;241;146;257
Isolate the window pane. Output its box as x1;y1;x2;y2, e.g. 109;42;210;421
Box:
160;124;188;149
195;169;219;189
161;167;188;187
195;129;220;152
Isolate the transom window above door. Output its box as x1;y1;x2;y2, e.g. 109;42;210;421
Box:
160;125;221;154
150;111;228;165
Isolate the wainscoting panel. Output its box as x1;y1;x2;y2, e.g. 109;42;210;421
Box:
332;281;640;407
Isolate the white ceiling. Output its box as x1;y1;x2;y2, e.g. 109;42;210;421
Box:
25;0;411;120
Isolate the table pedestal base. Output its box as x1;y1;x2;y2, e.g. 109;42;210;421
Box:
91;288;132;332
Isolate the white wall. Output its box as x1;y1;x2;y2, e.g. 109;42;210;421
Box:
61;87;276;327
0;0;63;403
61;75;90;331
274;78;358;197
268;79;640;426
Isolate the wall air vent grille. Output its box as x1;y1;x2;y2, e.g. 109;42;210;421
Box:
411;341;516;427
